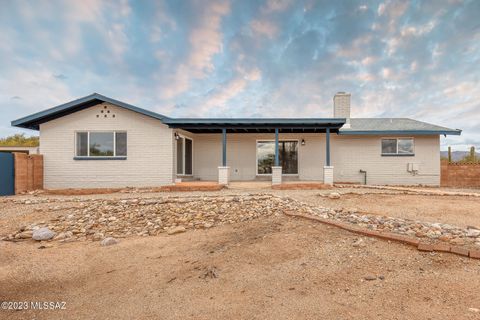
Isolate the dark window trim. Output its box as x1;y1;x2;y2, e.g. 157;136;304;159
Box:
381;137;415;156
381;153;415;157
74;156;127;160
75;131;127;158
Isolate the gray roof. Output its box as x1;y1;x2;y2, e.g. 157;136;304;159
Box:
11;93;461;135
11;93;169;130
339;118;461;135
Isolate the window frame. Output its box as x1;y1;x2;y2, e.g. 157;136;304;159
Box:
381;137;415;156
176;134;193;176
255;139;299;176
74;131;127;160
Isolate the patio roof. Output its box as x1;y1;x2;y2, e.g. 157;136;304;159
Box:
163;118;346;133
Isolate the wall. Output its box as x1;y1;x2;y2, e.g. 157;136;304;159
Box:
191;133;440;186
332;135;440;186
441;160;480;187
40;103;174;189
14;153;43;193
193;133;325;181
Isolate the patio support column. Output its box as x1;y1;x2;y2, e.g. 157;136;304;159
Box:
323;128;334;185
218;128;230;185
222;128;227;167
272;128;282;185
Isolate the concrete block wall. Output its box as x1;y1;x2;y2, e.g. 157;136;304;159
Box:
441;160;480;187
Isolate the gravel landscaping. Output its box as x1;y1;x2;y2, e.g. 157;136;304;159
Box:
2;192;480;252
2;188;480;319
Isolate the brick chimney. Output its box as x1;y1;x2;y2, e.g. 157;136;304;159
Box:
333;92;351;128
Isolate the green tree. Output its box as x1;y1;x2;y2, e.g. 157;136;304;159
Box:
0;133;39;147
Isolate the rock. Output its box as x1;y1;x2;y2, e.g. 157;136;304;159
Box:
54;232;66;240
167;226;186;235
450;238;465;245
32;227;55;241
364;275;377;281
468;308;480;313
466;229;480;238
101;237;118;246
15;231;33;239
328;192;341;199
93;232;104;241
352;239;366;248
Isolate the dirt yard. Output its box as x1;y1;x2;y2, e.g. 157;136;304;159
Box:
1;188;480;319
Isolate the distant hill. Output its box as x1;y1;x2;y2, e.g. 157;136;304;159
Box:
440;150;480;161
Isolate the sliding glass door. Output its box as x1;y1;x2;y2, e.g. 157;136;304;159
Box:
176;136;193;175
257;141;298;175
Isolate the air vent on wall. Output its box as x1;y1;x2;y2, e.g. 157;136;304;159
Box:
96;105;115;119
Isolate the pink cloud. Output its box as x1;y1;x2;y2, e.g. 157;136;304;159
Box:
162;1;231;99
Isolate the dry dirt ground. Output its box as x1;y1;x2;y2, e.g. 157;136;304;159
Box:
1;188;480;319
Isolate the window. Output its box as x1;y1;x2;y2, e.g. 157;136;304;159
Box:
176;136;193;175
381;138;414;156
75;131;127;158
257;141;298;175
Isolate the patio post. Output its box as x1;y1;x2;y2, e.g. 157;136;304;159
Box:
218;128;229;185
323;127;334;185
272;128;282;185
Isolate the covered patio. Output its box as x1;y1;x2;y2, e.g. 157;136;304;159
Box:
164;118;346;186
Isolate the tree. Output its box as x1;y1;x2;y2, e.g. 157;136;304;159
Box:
0;133;39;147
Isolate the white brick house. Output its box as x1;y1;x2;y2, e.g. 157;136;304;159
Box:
12;93;461;189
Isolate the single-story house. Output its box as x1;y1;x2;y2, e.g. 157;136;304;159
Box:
11;92;461;189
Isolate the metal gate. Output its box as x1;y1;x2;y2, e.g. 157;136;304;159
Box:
0;152;15;196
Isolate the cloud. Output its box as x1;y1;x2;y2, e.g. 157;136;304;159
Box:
161;0;230;99
261;0;293;13
1;0;479;150
250;19;278;38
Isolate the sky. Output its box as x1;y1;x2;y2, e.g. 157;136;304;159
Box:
0;0;479;150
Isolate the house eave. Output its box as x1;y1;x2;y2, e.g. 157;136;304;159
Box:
338;129;462;136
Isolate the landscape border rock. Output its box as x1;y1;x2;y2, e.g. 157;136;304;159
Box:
284;211;480;260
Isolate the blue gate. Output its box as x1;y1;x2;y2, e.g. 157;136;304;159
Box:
0;152;15;196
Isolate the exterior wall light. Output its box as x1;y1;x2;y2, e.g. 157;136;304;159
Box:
301;139;306;146
174;132;180;140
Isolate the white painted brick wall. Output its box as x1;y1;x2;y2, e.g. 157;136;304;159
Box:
40;103;174;189
323;166;334;185
333;93;351;119
218;166;230;185
331;135;440;186
271;166;282;185
192;133;441;186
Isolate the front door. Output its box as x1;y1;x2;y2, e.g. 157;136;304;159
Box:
176;136;193;176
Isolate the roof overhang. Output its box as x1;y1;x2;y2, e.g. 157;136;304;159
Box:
339;129;462;136
11;93;168;130
163;118;346;133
